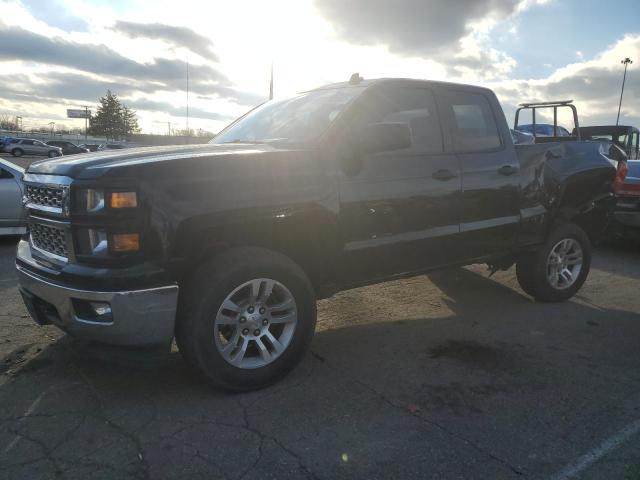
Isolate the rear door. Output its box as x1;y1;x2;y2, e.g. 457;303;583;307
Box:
20;140;36;154
437;88;520;261
337;83;461;283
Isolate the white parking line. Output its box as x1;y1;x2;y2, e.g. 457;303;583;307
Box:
2;390;47;454
549;419;640;480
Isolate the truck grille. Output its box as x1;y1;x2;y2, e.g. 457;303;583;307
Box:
30;223;68;259
25;184;65;210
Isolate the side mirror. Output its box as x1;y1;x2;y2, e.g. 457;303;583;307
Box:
357;122;412;155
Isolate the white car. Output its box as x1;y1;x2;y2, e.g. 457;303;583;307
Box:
0;159;27;235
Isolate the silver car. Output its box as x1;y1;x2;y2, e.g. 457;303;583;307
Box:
2;138;63;158
0;159;27;235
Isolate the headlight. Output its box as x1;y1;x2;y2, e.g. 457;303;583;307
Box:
87;228;108;255
110;192;137;209
76;229;140;256
77;189;105;213
111;233;140;252
74;189;137;212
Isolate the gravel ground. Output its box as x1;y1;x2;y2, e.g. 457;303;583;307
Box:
1;235;640;479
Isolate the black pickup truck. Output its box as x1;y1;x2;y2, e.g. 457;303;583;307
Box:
16;78;620;390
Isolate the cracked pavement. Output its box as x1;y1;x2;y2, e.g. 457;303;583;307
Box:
1;235;640;479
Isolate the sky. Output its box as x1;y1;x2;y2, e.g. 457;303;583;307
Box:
0;0;638;135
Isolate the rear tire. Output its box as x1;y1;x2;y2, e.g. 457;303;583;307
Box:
176;247;317;391
516;223;591;302
11;149;23;157
48;150;59;158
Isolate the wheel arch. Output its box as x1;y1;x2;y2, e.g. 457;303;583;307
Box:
171;207;339;294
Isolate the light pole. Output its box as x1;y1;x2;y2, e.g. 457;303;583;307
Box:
616;57;632;126
48;122;55;137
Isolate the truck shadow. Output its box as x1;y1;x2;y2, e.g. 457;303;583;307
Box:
2;266;639;478
2;266;636;397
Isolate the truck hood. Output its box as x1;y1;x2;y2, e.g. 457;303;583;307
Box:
26;143;299;179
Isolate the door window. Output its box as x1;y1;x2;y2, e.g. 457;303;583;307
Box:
444;91;502;152
21;140;34;145
357;86;443;153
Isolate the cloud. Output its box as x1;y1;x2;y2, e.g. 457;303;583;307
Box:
0;22;229;94
111;21;219;61
314;0;523;56
21;0;88;32
491;34;640;127
126;98;232;121
314;0;534;80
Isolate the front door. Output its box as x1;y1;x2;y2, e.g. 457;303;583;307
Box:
336;84;461;285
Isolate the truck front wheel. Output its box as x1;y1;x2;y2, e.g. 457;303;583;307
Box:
516;223;591;302
176;247;317;391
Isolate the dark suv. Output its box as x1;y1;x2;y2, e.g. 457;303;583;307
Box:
46;140;90;155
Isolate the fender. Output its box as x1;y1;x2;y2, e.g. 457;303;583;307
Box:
516;141;617;248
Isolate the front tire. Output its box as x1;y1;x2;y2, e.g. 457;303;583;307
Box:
11;148;23;157
176;247;317;391
48;150;59;158
516;223;591;302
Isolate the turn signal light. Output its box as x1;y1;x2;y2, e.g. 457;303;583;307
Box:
111;233;140;252
110;191;137;209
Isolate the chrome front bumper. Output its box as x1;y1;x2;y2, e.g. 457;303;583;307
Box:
17;265;178;346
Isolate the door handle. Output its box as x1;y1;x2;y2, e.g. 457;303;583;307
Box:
432;169;456;181
498;165;517;176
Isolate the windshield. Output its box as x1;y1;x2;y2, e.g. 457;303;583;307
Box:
211;86;365;145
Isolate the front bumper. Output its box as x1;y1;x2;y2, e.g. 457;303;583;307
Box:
17;265;178;347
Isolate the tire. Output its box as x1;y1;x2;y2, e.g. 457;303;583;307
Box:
176;247;317;391
516;223;591;302
48;150;59;158
11;148;23;157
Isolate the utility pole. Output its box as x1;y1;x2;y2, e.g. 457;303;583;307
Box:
269;62;274;100
167;122;171;136
616;57;633;126
81;105;90;141
186;60;190;141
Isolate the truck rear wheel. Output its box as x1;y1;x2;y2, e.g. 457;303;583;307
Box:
176;247;317;391
516;223;591;302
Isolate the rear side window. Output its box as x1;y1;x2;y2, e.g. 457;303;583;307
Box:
359;86;444;153
443;91;502;152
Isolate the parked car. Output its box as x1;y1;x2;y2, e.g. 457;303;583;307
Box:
16;77;622;391
2;138;62;158
0;159;26;235
517;123;571;137
510;129;535;145
46;140;90;155
576;126;640;236
0;136;15;148
574;125;639;160
98;143;127;150
78;144;101;152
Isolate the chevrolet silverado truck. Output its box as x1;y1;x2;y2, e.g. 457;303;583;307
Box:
16;77;621;390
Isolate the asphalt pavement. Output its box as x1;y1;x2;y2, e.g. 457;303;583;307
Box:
1;235;640;479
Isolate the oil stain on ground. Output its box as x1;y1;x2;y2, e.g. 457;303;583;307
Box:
428;340;514;371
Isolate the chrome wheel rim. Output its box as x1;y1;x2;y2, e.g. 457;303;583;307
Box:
546;238;583;290
214;278;298;369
